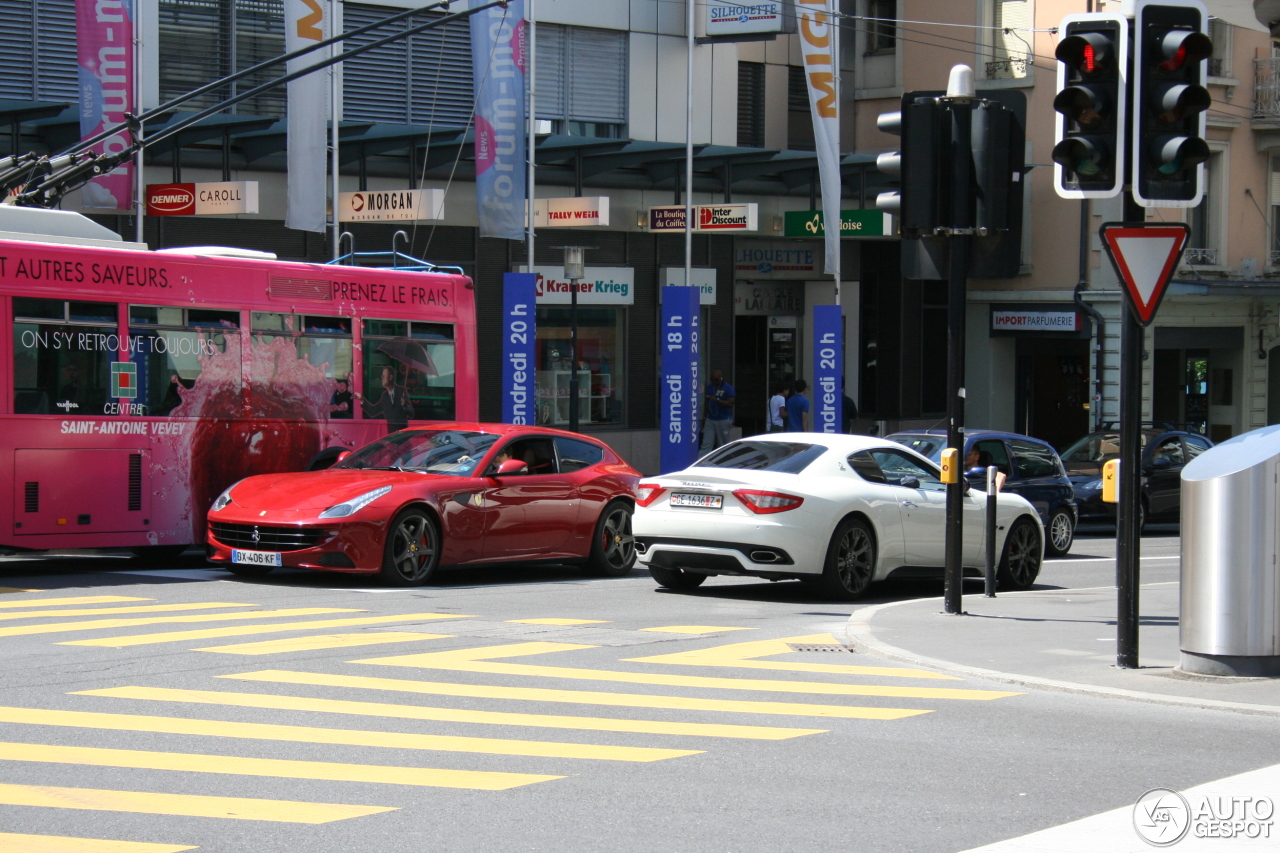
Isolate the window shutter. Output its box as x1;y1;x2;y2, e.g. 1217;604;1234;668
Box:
407;15;474;127
534;24;565;121
0;1;36;99
159;0;232;112
232;0;284;117
566;28;625;123
343;3;410;123
34;0;77;101
737;61;765;148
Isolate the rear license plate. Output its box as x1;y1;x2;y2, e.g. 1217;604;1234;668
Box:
670;492;723;509
232;549;282;567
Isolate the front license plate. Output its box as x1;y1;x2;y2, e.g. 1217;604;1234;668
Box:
670;492;723;509
232;549;282;567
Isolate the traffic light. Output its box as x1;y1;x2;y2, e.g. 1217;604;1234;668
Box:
971;95;1026;278
1133;0;1212;207
1052;13;1127;199
875;91;946;238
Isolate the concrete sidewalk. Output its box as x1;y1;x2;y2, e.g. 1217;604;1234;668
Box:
844;582;1280;716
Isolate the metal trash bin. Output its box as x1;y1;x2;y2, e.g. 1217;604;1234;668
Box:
1180;425;1280;677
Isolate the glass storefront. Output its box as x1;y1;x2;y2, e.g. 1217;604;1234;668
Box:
361;319;456;422
534;306;624;427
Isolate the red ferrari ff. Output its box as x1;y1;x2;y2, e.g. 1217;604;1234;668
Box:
206;424;640;586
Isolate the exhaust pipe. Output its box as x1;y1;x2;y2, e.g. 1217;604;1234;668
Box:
750;550;780;563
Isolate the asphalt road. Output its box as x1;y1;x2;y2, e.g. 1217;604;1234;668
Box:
0;531;1275;853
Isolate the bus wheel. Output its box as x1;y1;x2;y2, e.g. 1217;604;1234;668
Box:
130;545;188;565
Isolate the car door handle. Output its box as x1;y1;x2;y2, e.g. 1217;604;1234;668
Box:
901;500;918;508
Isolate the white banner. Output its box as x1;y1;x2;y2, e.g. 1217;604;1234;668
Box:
339;189;445;222
531;196;610;228
660;267;716;305
518;265;635;305
797;0;841;276
285;0;328;233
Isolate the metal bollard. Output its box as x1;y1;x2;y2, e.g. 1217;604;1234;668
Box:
984;465;998;597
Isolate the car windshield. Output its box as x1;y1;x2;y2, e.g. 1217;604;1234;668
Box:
1061;431;1153;465
336;429;499;476
696;440;826;474
888;434;945;461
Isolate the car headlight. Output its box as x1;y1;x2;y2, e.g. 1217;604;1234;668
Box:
1082;479;1102;491
210;482;240;512
319;485;392;519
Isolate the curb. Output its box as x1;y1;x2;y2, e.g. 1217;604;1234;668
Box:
843;596;1280;719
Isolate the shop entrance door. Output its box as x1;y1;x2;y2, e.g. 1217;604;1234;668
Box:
733;316;801;435
1014;338;1090;450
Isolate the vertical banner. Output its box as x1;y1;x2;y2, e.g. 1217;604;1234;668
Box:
812;304;843;434
502;272;537;424
660;285;701;474
470;0;527;240
797;0;841;276
285;0;328;233
76;0;135;209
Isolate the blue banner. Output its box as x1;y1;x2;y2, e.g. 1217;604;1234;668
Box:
502;273;537;424
660;285;701;474
469;1;526;240
812;304;843;434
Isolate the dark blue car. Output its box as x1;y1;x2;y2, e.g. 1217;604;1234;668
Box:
887;429;1078;557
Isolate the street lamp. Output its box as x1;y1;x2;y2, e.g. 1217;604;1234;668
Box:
557;245;587;432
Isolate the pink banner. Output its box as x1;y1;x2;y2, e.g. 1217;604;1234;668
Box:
76;0;135;210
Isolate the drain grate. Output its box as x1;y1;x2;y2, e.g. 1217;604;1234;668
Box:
787;643;856;653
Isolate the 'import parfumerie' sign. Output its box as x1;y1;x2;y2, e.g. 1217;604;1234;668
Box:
339;189;444;222
991;310;1082;332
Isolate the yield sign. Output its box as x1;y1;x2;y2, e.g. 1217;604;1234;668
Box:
1099;222;1190;326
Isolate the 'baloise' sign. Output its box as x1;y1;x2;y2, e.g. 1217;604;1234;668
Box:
146;181;259;216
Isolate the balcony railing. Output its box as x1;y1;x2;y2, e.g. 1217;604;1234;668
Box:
984;57;1028;79
1182;247;1219;266
1208;57;1225;78
1270;249;1280;268
1255;57;1280;118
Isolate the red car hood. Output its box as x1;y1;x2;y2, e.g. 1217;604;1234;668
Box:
227;469;453;512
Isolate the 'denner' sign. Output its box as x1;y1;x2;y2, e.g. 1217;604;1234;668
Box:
991;310;1082;332
146;181;259;216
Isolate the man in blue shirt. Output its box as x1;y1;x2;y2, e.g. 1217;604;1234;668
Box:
786;379;810;432
700;369;736;452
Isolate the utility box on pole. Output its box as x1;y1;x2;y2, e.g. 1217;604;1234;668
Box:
1180;425;1280;677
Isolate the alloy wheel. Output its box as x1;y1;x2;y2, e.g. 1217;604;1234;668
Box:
836;525;874;595
1049;512;1073;553
390;513;437;583
600;506;635;571
1006;523;1040;587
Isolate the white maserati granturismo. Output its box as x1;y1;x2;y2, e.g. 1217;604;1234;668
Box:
633;433;1044;600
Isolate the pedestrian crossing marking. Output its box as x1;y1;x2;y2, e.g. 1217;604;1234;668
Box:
0;608;359;640
0;589;46;596
78;686;827;740
626;633;960;680
639;626;754;634
0;596;152;609
0;740;561;791
353;642;1022;701
0;783;394;823
0;832;196;852
0;706;702;763
227;670;931;720
507;619;610;625
60;613;474;648
0;603;259;623
193;632;453;655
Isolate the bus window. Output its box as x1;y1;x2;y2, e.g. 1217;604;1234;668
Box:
362;319;455;422
13;297;116;416
250;312;352;420
129;305;241;417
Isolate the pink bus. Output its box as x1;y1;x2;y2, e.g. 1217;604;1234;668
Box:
0;234;477;558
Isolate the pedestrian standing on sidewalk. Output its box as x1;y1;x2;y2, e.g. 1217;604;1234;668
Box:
785;379;810;432
700;369;736;452
767;383;790;433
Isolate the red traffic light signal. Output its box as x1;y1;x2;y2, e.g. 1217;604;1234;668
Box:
1052;14;1128;199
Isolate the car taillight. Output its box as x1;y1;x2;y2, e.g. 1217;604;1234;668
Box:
732;489;804;514
635;483;666;507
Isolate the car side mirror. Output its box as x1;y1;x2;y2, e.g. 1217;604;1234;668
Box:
336;451;351;463
1151;457;1173;470
900;475;920;489
495;459;529;476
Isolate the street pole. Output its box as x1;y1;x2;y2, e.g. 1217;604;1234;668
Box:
569;277;580;432
683;0;694;292
1116;191;1145;669
527;0;536;277
330;0;341;260
943;68;974;616
133;0;144;243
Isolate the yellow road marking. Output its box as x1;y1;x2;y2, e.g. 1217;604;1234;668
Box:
0;609;359;640
626;633;959;680
0;832;196;852
0;589;46;596
354;642;1020;701
227;670;931;720
62;613;474;648
0;705;700;763
0;740;559;791
0;783;393;823
0;603;259;622
507;618;609;625
80;686;826;740
0;596;151;609
194;632;452;655
639;626;753;634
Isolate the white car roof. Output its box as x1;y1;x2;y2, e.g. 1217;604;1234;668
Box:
729;433;905;453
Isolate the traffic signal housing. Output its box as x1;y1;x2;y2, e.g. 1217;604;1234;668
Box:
1133;0;1212;207
1052;13;1128;199
875;91;946;238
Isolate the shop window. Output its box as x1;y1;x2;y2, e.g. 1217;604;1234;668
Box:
13;297;116;415
361;319;456;423
535;307;624;427
129;305;241;417
248;312;355;420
